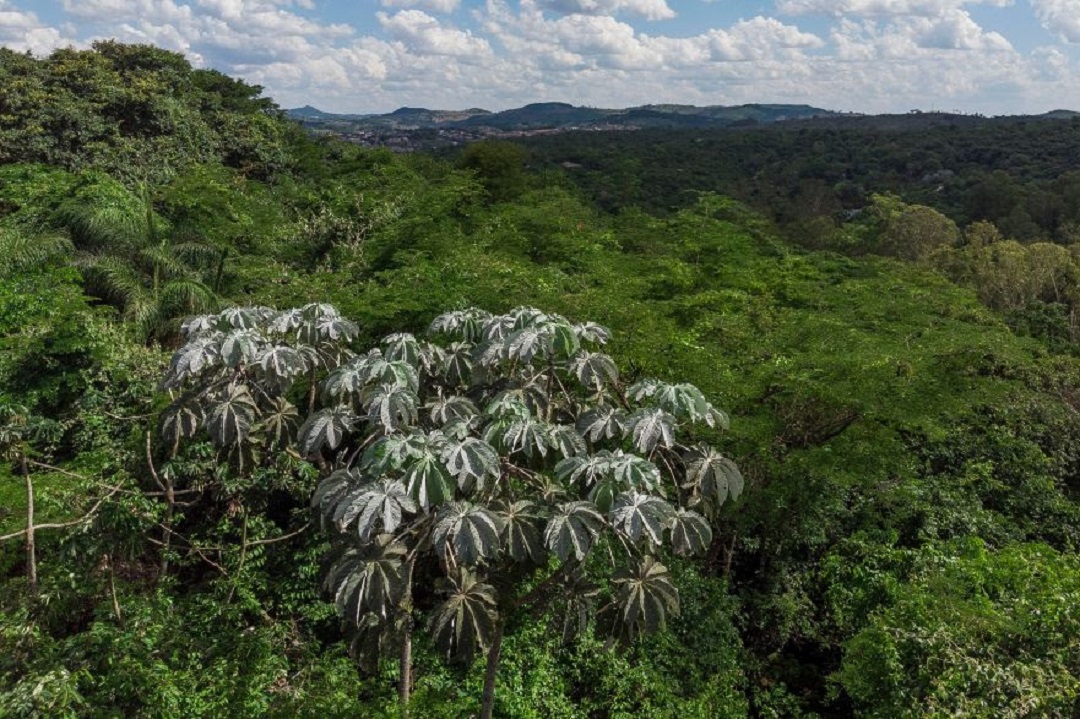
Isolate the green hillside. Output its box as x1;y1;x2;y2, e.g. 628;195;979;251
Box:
2;44;1079;719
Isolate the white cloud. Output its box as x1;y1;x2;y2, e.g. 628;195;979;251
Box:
378;9;491;58
0;1;70;55
380;0;461;12
536;0;676;21
1030;0;1080;43
778;0;1013;16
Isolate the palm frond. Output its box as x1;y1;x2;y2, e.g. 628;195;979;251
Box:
0;226;73;276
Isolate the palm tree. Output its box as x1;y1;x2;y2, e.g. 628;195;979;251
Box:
54;180;220;342
0;226;73;276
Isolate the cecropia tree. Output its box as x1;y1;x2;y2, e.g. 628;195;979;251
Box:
159;303;743;718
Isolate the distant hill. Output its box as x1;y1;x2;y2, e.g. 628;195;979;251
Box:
285;102;839;133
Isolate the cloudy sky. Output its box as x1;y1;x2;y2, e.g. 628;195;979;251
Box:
3;0;1079;114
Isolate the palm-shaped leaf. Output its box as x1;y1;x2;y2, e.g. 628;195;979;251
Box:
256;344;308;381
206;384;257;446
544;501;605;562
364;384;419;433
312;468;363;523
337;478;417;540
441;437;500;491
220;328;263;368
573;321;611;345
160;395;204;448
669;509;713;556
626;408;676;454
570;351;619;392
382;332;421;365
429;568;497;664
258;397;300;446
440;342;474;387
684;447;744;514
577;406;626;443
429;308;492;342
328;543;406;624
165;334;221;386
429;395;478;426
605;556;679;643
218;306;267;330
317;314;359;342
497;500;545;563
548;424;586;459
433;502;502;567
297;406;355;455
607;451;662;492
403;454;455;511
609;491;675;545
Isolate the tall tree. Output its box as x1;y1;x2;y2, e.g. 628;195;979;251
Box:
159;304;743;717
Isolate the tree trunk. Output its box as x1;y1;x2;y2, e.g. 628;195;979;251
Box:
479;621;505;719
22;453;37;593
398;555;417;716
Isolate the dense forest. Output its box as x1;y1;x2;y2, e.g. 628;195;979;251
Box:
2;43;1080;718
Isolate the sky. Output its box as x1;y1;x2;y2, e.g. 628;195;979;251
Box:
2;0;1079;115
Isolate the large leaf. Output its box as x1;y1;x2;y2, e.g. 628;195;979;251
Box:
327;542;406;624
312;468;363;521
429;395;478;426
220;328;263;368
441;437;500;491
165;334;221;386
160;395;204;448
433;502;502;567
605;556;679;643
569;351;619;392
323;361;368;406
337;478;417;540
609;491;675;545
684;446;744;514
576;406;626;443
403;454;455;511
491;417;554;459
440;342;474;387
544;501;606;562
429;308;492;343
363;430;446;474
573;321;611;345
497;500;545;563
256;344;308;382
669;509;713;556
206;384;257;446
218;306;271;330
429;568;498;664
259;397;300;446
626;408;676;454
363;384;419;434
297;406;355;455
548;424;586;459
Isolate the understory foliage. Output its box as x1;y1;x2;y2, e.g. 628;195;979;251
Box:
158;302;742;712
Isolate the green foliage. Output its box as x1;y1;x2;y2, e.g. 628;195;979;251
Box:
838;540;1080;718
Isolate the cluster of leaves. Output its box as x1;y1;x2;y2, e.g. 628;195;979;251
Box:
160;302;742;710
0;42;289;184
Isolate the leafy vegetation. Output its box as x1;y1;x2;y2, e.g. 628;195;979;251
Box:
2;42;1080;718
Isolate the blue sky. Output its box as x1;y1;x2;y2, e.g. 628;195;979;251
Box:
3;1;1079;114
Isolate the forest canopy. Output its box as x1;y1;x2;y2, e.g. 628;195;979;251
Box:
1;43;1079;718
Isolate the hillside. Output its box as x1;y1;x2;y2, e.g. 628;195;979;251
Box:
2;43;1080;719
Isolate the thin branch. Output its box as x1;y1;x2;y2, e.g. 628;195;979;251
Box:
0;482;125;542
247;523;311;548
26;460;90;481
146;430;167;494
